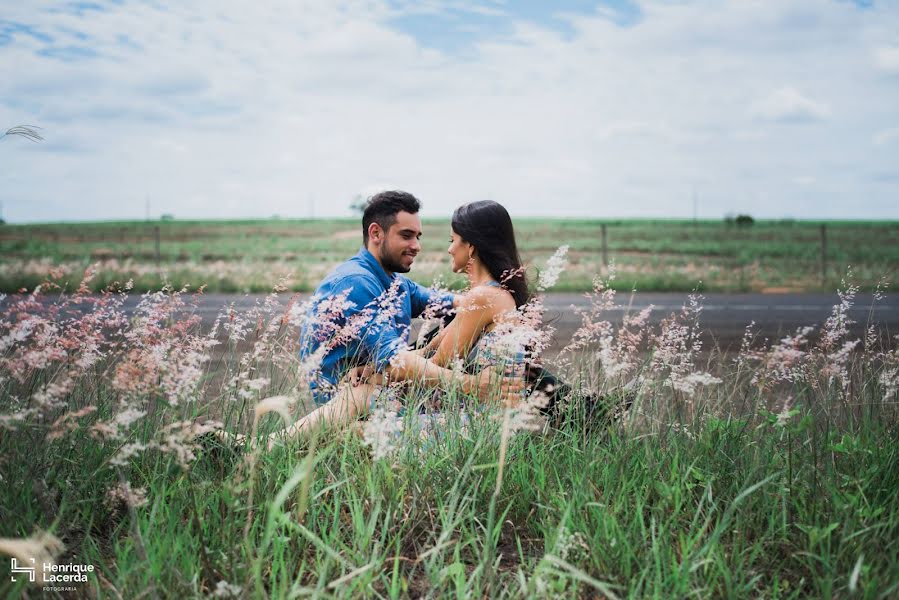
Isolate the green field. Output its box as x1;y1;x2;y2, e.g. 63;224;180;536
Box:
1;218;897;293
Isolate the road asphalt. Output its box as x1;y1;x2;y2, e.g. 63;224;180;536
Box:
6;291;890;353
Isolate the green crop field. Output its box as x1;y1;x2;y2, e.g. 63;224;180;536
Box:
1;218;897;293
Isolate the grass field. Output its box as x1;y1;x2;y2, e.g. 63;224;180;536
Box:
1;218;897;293
1;270;897;598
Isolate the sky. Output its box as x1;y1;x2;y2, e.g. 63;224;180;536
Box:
1;0;898;222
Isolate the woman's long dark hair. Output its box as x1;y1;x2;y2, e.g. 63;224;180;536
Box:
451;200;530;308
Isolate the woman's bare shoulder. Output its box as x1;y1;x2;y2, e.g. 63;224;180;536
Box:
459;285;516;314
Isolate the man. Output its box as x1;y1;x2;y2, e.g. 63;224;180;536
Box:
285;190;523;438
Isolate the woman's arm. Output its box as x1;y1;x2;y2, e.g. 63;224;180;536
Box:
416;320;450;357
385;348;517;400
428;289;497;368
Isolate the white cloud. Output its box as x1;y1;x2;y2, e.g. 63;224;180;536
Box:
0;0;897;222
873;128;899;145
750;87;831;123
873;45;899;74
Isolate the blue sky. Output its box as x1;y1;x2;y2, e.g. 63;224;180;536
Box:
387;1;642;54
1;0;898;222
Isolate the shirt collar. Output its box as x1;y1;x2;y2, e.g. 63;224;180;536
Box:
355;246;395;290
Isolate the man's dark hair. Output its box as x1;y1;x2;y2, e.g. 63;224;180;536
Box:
362;191;421;244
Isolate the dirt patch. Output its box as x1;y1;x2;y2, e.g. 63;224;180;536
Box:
333;229;360;241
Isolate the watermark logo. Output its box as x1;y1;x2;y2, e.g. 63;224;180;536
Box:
10;558;35;582
8;557;94;587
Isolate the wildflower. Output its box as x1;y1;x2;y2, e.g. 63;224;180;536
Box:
481;295;552;365
561;266;618;355
111;442;149;467
651;293;713;397
46;406;98;441
506;390;551;433
74;263;99;296
0;407;36;431
0;316;39;353
297;344;327;385
362;400;404;461
238;377;272;400
449;357;466;380
73;337;103;369
371;278;406;328
112;349;161;397
734;320;757;368
593;303;654;381
31;376;75;410
537;245;570;291
157;420;220;469
670;422;694;439
554;526;590;561
159;341;212;405
666;371;722;396
820;275;858;352
213;580;244;598
92;407;148;441
106;481;149;509
774;398;794;428
879;345;899;401
253;395;295;427
822;339;860;390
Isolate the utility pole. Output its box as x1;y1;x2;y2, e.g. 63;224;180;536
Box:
692;187;698;227
145;194;150;221
601;223;608;268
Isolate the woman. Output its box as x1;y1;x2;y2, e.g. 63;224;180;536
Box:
253;200;531;447
417;200;530;370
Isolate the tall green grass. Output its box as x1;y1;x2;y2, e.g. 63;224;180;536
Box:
1;278;897;598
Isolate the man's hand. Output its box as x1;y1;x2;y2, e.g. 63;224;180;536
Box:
346;364;375;386
465;366;526;405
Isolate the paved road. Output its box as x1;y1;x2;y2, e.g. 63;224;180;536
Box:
10;291;889;353
541;292;897;351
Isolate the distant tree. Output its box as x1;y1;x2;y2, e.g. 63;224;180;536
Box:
735;214;755;228
160;214;175;221
723;213;735;227
349;194;370;216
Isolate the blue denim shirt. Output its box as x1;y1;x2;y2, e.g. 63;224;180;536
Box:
299;247;454;405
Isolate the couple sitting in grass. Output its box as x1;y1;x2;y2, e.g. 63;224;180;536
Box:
237;190;540;448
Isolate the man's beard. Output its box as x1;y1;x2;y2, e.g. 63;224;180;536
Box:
379;243;411;274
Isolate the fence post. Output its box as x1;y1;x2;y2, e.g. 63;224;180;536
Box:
601;223;608;268
154;226;161;265
820;224;827;286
